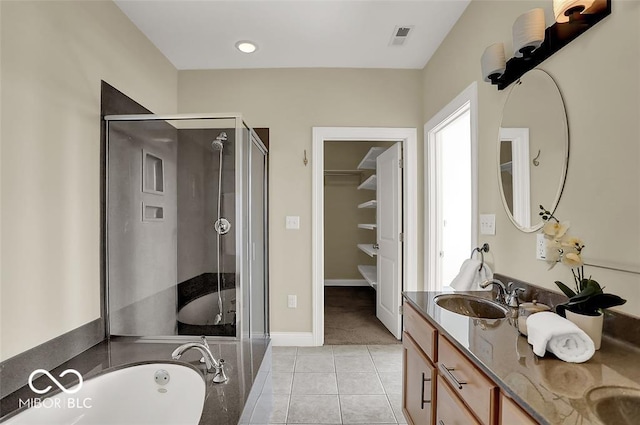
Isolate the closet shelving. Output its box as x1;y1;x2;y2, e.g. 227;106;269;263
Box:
357;147;387;170
357;175;377;191
356;147;387;290
357;200;377;209
358;224;376;230
357;243;377;258
357;265;377;290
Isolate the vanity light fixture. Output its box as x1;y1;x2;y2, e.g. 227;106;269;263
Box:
481;43;506;83
235;41;257;54
553;0;596;23
512;8;545;58
481;0;610;90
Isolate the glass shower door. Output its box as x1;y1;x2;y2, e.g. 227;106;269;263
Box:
249;132;268;338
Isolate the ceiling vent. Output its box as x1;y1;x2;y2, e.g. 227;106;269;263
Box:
389;26;414;47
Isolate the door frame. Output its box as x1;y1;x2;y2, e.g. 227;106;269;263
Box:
312;127;418;346
424;82;479;291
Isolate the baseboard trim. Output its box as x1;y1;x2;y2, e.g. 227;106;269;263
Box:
324;279;368;287
270;332;316;346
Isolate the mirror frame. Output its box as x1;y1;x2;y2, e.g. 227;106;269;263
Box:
497;69;569;233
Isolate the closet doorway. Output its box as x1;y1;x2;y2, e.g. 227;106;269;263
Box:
323;141;397;345
312;127;418;347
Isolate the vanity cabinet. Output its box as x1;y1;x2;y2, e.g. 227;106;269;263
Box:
437;336;498;425
403;302;438;425
403;333;436;425
436;378;481;425
403;300;537;425
499;393;537;425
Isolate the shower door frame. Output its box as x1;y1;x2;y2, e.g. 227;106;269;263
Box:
246;129;270;339
103;113;263;341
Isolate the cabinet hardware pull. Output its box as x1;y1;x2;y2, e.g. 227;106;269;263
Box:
439;363;467;390
420;372;431;408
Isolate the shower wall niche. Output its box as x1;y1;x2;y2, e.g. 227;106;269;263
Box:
105;115;268;340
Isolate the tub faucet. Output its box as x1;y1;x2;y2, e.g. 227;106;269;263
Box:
480;278;524;307
171;336;228;383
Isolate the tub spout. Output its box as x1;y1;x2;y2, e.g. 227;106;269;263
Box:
171;336;228;383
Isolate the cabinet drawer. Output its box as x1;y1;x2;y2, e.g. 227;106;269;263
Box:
436;378;481;425
404;302;438;362
438;336;497;425
403;332;436;425
500;393;537;425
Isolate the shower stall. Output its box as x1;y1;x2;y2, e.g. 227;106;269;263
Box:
104;114;268;340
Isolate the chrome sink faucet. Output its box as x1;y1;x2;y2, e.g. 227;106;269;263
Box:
171;336;228;383
480;279;524;308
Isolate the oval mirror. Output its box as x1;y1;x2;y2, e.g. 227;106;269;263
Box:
498;69;569;232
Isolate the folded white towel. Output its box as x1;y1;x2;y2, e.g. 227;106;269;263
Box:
526;312;595;363
449;259;492;291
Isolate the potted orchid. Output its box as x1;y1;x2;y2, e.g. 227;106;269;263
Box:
539;205;626;349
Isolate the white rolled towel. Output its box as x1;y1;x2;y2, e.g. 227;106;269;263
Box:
526;312;595;363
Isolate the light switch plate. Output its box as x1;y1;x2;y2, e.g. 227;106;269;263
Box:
479;214;496;235
287;295;297;308
286;216;300;230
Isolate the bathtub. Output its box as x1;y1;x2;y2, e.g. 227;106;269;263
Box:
2;362;205;425
177;289;236;336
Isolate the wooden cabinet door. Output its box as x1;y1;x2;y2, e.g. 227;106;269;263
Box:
500;393;537;425
403;332;436;425
436;379;481;425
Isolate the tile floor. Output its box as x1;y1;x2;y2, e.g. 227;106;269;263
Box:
245;345;406;424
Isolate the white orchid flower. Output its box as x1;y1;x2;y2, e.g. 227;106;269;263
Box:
543;221;570;239
561;252;584;267
561;236;585;254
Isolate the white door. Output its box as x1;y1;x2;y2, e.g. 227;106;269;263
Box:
376;143;403;339
436;108;472;287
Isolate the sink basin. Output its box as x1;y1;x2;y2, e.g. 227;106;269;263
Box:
434;294;509;319
586;386;640;425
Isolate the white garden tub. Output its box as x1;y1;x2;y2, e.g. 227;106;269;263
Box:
3;362;205;425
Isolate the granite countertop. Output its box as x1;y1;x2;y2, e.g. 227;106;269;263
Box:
403;291;640;425
0;337;269;425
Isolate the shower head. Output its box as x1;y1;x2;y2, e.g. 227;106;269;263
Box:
211;132;228;150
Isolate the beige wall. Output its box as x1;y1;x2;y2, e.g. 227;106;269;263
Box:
179;69;423;332
0;1;178;360
423;0;640;316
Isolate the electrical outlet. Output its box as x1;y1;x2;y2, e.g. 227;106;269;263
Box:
287;295;297;308
536;233;547;260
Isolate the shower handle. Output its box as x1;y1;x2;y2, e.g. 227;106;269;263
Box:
214;218;231;235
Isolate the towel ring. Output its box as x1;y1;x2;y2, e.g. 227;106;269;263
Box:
470;243;490;272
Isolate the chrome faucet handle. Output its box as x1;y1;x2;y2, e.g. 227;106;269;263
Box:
212;359;228;384
506;286;525;308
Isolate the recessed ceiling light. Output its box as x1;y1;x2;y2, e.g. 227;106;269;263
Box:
235;41;257;54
